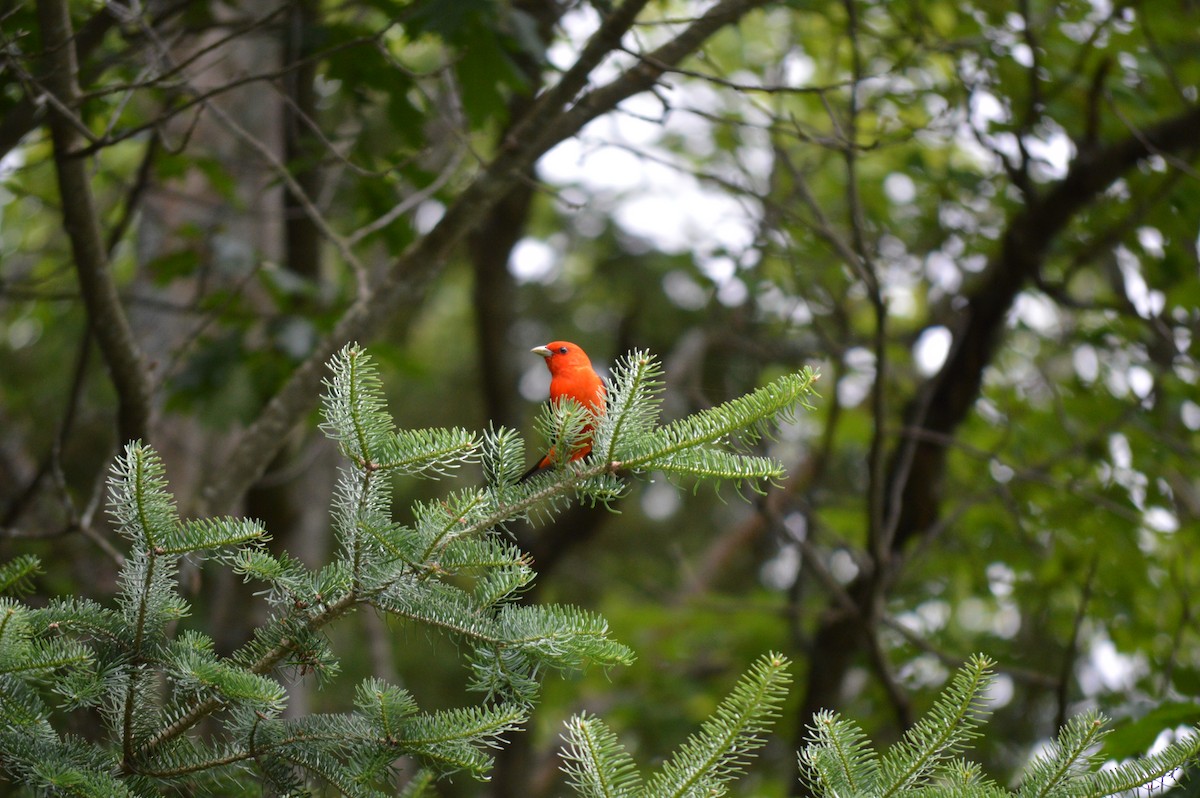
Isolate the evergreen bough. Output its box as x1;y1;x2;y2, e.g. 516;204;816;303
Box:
798;655;1200;798
0;344;818;795
556;655;1199;798
5;346;1190;797
561;652;793;798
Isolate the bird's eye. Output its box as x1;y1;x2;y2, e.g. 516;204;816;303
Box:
558;346;568;354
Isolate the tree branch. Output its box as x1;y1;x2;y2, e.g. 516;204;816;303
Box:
36;0;153;446
796;100;1200;746
0;3;119;157
885;101;1200;549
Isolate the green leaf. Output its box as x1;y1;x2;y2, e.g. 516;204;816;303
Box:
1102;702;1200;760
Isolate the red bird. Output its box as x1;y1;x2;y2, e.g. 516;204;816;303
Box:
520;341;607;482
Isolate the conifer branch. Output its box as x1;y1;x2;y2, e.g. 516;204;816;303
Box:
644;652;793;798
0;555;41;597
133;590;359;763
560;713;642;798
877;654;993;796
800;655;1200;798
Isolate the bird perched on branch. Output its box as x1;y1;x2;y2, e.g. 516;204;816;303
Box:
520;341;606;482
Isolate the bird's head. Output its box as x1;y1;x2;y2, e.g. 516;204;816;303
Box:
531;341;592;374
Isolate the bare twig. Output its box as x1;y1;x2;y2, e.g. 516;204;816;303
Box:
1055;553;1099;731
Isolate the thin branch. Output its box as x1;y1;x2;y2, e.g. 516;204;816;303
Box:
70;29;390;159
106;132;160;254
618;45;866;95
36;0;154;446
838;0;890;586
203;99;372;299
1055;553;1099;731
0;2;124;157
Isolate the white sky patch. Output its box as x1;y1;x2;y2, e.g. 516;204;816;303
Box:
925;250;962;293
989;458;1015;484
548;6;639;84
963;91;1014;162
987;562;1016;597
1109;432;1133;470
413;201;444;235
896;599;951;636
757;283;813;325
0;148;24;181
614;185;757;256
737;141;775;192
1012;291;1060;333
662;89;720;157
1010;43;1033;68
829;549;860;584
700;254;736;283
1073;344;1099;383
541;139;645;192
885;285;918;318
1127;364;1154;400
518;361;550;401
662;270;708;310
838;347;876;407
509;237;558;283
1024;126;1073;180
955;597;1021;639
0;147;23;237
615;93;675;145
1079;636;1146;694
539;79;764;272
546;7;599;71
1105;363;1130;399
958;90;1074;182
885;173;917;204
1144;506;1179;533
717;277;748;306
1116;246;1166;318
914;325;952;375
613;192;693;252
897;656;949;690
760;544;800;590
783;50;816;85
640;478;682;521
1137;226;1165;257
984;673;1014;708
1183;400;1200;430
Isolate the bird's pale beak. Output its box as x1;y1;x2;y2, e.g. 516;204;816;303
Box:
530;345;553;358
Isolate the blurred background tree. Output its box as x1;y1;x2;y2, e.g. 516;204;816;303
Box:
1;0;1198;795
